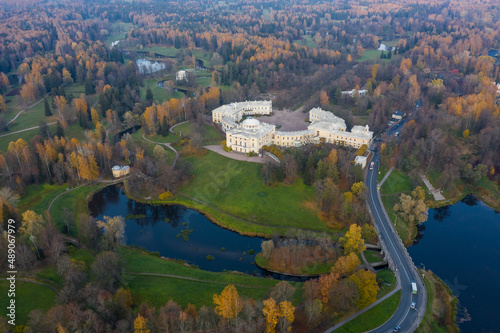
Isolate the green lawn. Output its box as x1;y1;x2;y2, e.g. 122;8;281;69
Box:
169;151;334;236
49;184;105;233
140;78;184;104
197;76;213;87
171;121;223;142
0;281;57;325
125;274;272;308
107;22;137;45
121;247;297;308
293;35;317;49
4;95;58;133
380;170;413;195
376;268;397;298
334;290;401;333
364;250;382;264
356;50;394;63
18;183;68;216
129;129;176;164
139;46;179;57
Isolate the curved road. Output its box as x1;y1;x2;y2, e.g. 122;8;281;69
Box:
365;152;426;332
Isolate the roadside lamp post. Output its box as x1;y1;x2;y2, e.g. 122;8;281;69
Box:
420;263;425;279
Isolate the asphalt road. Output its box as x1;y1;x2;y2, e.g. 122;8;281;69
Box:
366;153;427;332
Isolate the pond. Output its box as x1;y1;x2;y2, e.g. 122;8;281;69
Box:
88;185;265;275
135;58;166;74
408;196;500;333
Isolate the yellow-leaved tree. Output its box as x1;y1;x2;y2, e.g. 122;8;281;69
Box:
213;285;243;326
349;269;379;309
331;252;360;277
263;298;280;333
134;314;150;333
339;224;366;255
279;300;295;332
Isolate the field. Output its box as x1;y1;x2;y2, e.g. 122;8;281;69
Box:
170;151;336;237
121;247;300;308
0;281;57;325
380;170;413;194
334;291;401;333
293;35;317;49
171;121;223;142
129;129;176;164
140;78;184;103
356;50;394;63
107;22;137;45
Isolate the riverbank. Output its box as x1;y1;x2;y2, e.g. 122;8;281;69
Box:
415;270;458;333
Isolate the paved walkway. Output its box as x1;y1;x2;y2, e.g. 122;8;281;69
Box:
378;166;394;187
420;174;445;201
204;145;274;164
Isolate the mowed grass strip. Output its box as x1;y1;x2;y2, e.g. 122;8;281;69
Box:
18;183;68;216
380;169;413;195
175;151;329;234
334;290;401;333
140;78;184;104
124;274;272;308
120;247;281;288
0;280;57;325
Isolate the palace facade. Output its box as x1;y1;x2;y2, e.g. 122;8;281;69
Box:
212;102;373;154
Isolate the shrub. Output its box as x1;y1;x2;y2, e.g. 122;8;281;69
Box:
206;255;215;261
159;191;173;200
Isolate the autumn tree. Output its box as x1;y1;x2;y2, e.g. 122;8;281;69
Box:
213;285;243;326
20;210;45;239
339;224;366;255
349;269;379;309
305;299;322;328
331;252;360;277
318;272;339;305
319;90;329;108
263;298;279;333
279;301;295;332
97;216;126;250
134;314;150;333
0;95;6;113
394;186;428;228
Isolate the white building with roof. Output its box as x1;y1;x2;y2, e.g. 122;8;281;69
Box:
112;165;130;178
354;155;368;169
214;103;373;154
212;101;272;128
226;118;275;153
341;89;368;97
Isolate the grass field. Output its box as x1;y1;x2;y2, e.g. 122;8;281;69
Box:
49;184;106;232
18;183;68;216
293;35;317;49
334;290;401;333
140;78;184;104
170;151;335;236
380;170;413;195
121;247;298;308
376;268;397;298
364;250;382;264
171;121;223;142
0;281;57;325
129;129;176;164
107;22;137;45
356;50;394;63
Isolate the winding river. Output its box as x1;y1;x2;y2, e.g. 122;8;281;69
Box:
408;196;500;333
